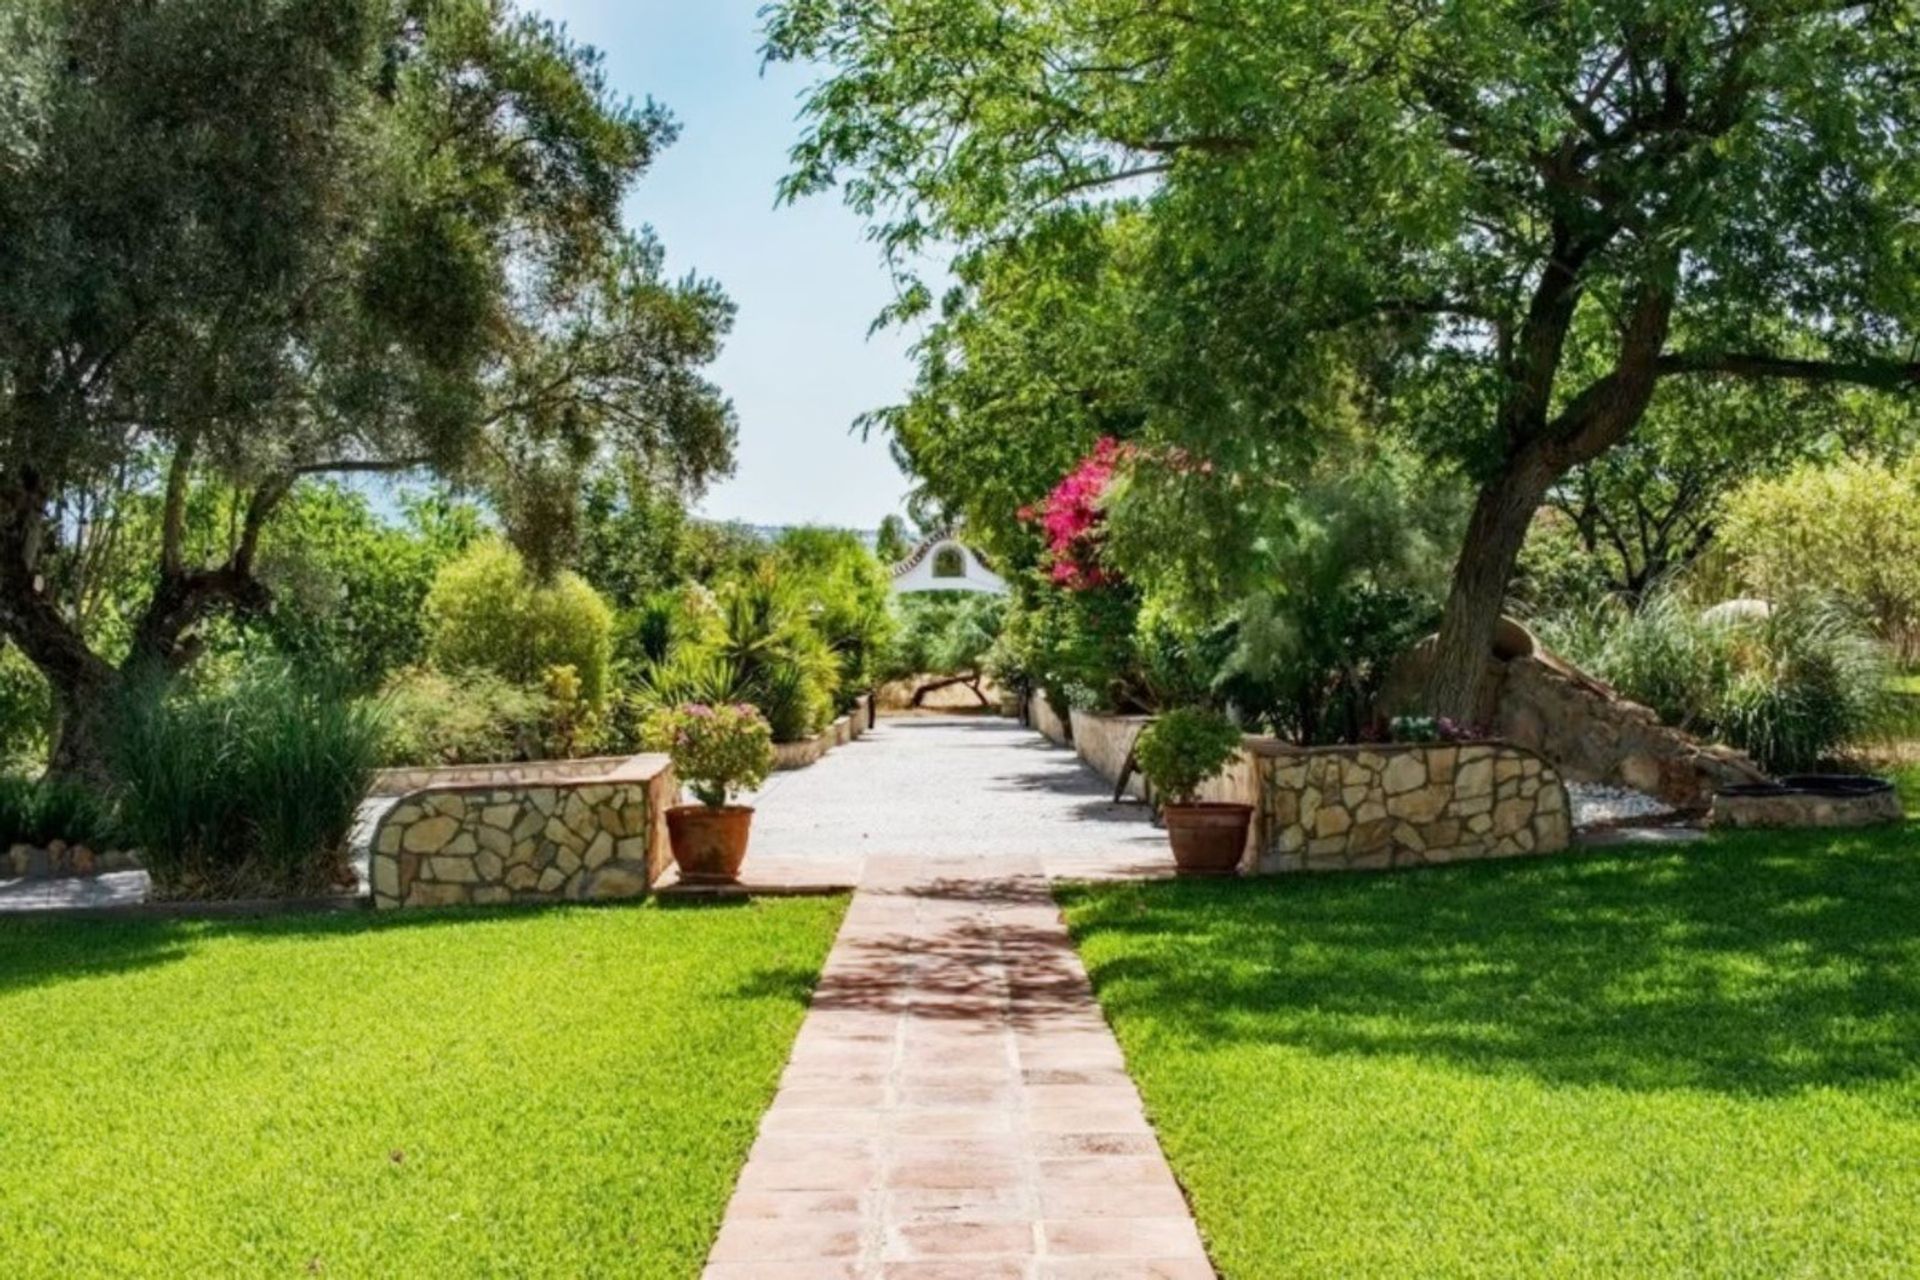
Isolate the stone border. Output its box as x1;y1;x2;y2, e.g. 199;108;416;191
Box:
772;695;871;772
3;842;142;881
368;754;676;910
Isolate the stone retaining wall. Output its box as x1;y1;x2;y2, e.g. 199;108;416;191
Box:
1041;702;1572;875
1067;709;1153;800
369;754;675;910
1259;742;1570;872
1029;693;1071;747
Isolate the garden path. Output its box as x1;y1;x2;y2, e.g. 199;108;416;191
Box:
703;714;1213;1278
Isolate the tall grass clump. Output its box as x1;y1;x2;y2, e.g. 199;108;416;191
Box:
1537;590;1889;774
110;665;386;900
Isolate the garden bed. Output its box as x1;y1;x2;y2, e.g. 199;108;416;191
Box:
0;896;848;1277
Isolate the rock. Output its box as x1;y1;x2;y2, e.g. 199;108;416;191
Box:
444;831;478;856
475;851;504;881
587;866;647;899
583;830;615;870
481;804;517;830
1315;806;1354;838
428;856;480;884
536;866;567;893
409;881;470;907
1382;754;1427;796
1455;758;1493;799
373;858;400;899
402;816;460;854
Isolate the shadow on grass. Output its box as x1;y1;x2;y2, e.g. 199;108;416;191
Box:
1058;826;1920;1098
0;894;770;1000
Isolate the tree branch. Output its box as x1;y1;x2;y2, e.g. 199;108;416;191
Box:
1655;352;1920;390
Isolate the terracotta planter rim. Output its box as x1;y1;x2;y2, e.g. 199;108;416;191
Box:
668;803;756;816
1161;800;1254;814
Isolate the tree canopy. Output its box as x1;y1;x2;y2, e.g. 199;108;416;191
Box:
0;0;737;773
767;0;1920;715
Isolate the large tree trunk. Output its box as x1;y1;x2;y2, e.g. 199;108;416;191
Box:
1425;452;1559;722
46;666;122;788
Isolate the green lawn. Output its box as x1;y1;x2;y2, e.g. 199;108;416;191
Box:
1059;828;1920;1278
0;897;846;1278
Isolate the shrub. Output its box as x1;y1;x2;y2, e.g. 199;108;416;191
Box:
774;527;897;702
110;666;385;900
709;566;839;741
646;703;774;807
1719;458;1920;663
377;666;550;765
1537;591;1890;773
0;776;119;850
424;539;614;706
1134;708;1244;804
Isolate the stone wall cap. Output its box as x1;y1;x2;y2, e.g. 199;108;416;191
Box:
383;753;670;802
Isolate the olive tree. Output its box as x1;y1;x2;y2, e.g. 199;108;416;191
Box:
0;0;736;777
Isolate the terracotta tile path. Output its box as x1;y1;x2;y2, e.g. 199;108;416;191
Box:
703;716;1211;1279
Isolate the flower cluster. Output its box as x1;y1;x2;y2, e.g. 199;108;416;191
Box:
1019;438;1133;589
645;701;775;808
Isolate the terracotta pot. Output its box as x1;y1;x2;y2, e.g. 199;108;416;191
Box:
1162;802;1251;877
665;804;754;883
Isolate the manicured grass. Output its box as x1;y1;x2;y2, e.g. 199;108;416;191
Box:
1059;830;1920;1278
0;897;846;1277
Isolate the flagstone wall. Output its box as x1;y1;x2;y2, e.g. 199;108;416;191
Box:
368;754;675;910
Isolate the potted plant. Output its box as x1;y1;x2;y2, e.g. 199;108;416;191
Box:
648;702;776;884
1133;707;1250;876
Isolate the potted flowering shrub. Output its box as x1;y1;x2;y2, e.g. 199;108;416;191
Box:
1133;707;1250;876
648;702;776;884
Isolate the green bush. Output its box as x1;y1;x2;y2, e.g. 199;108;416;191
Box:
710;566;839;742
110;666;385;900
0;776;119;850
1537;591;1890;774
1133;708;1244;804
1719;458;1920;663
377;666;549;765
424;539;614;706
773;527;897;703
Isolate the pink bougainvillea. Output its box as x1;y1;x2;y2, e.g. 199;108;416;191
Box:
1019;437;1133;590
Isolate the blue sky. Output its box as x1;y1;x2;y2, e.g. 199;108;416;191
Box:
536;0;920;531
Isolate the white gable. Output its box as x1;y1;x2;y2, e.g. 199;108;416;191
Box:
890;534;1008;595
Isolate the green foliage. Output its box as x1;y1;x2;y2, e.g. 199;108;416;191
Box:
770;0;1920;717
1000;580;1142;713
709;566;839;742
574;465;700;609
1133;708;1243;804
0;0;735;774
1058;824;1920;1277
109;665;385;899
255;483;483;691
1719;458;1920;664
773;527;897;702
0;644;51;773
1538;592;1891;774
424;539;615;707
885;594;1007;680
376;666;549;767
645;702;775;808
0;776;118;851
874;515;915;564
0;897;847;1278
1191;448;1461;743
